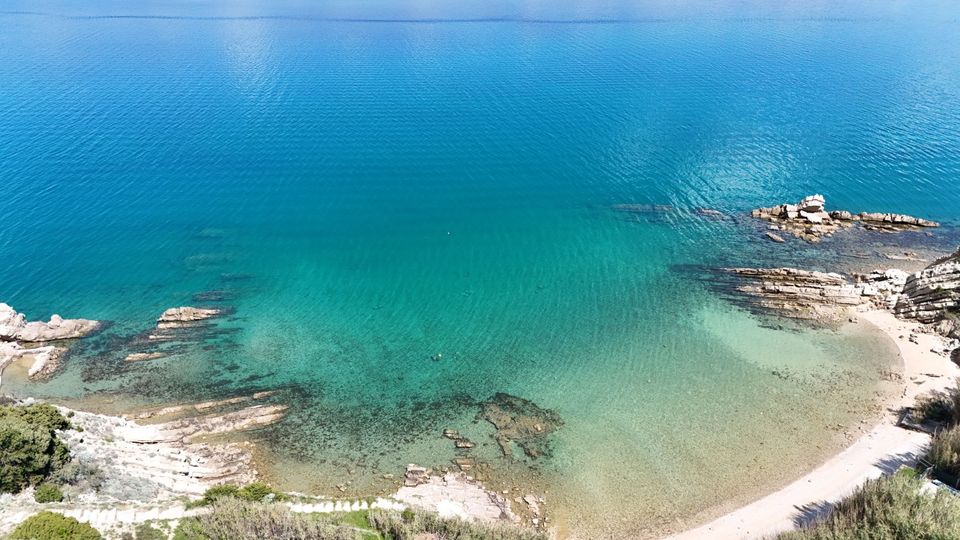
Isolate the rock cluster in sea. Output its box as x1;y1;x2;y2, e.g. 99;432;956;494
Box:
156;306;221;329
752;194;939;243
0;303;100;379
0;303;100;342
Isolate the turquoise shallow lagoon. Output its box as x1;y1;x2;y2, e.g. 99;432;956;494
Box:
2;1;960;537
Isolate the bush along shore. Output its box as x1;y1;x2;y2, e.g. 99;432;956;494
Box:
779;379;960;539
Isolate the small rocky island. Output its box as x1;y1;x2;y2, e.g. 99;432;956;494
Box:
752;194;939;242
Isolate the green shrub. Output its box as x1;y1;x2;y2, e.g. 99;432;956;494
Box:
237;482;281;502
34;483;64;503
928;424;960;485
0;404;72;432
191;482;286;507
777;474;960;539
912;381;960;427
0;407;71;493
47;460;105;492
9;511;101;540
368;509;548;540
175;499;357;540
132;523;167;540
915;394;954;424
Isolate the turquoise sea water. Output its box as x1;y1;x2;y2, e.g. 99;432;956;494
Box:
2;1;960;537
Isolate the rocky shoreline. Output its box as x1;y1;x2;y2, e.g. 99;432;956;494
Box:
0;303;101;383
722;244;959;348
2;195;954;539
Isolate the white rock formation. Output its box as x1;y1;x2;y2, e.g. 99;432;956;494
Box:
751;195;938;243
0;303;100;342
394;467;515;523
156;306;221;329
895;250;960;322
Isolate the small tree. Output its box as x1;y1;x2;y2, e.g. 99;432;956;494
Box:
0;414;70;493
34;483;64;503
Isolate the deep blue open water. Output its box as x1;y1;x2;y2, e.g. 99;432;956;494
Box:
2;1;959;537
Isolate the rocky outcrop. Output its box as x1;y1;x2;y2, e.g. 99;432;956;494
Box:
0;304;99;382
727;268;872;321
0;303;100;342
0;342;65;379
120;404;288;445
55;405;259;499
394;468;515;523
156;306;221;329
858;212;940;231
751;195;938;243
480;393;563;459
894;250;960;323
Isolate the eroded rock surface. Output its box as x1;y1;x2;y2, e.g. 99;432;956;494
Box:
0;303;100;342
0;303;99;381
121;404;288;445
480;393;563;459
156;306;221;329
751;194;938;243
894;249;960;323
395;468;515;523
57;405;260;499
726;268;872;321
0;342;65;378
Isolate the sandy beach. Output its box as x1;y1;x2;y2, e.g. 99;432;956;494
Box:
667;309;960;539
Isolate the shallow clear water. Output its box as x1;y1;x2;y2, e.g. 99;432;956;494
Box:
2;1;960;537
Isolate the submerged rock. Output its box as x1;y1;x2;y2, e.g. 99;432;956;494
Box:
479;393;563;459
124;351;169;362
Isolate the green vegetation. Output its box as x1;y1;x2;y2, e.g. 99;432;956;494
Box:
48;460;105;493
914;392;956;424
9;511;101;540
915;380;960;486
121;523;168;540
34;483;64;503
368;509;548;540
0;404;72;493
171;499;547;540
929;424;960;485
174;499;358;540
188;481;288;508
777;474;960;539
